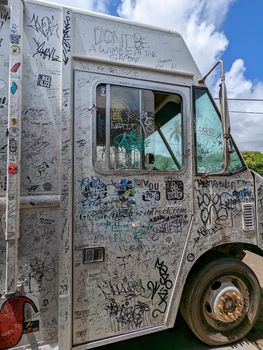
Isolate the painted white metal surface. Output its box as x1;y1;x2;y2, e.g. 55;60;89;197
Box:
73;12;201;81
0;1;262;350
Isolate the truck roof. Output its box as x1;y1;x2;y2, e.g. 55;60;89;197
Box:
24;0;202;81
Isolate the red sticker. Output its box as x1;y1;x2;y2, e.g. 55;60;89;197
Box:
10;62;21;73
8;164;17;174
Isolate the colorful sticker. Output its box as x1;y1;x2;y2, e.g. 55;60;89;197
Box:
23;320;39;334
10;62;21;73
11;81;18;95
8;164;17;174
88;103;96;112
11;117;17;125
10;34;21;45
10;44;21;56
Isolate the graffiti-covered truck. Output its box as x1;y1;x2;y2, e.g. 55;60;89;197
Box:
0;0;263;349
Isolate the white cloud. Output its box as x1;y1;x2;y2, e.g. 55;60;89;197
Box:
118;0;234;74
225;59;263;152
43;0;108;13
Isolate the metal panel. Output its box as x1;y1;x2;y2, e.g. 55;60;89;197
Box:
73;68;193;345
74;13;201;82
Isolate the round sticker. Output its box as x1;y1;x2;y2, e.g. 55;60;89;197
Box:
10;44;21;56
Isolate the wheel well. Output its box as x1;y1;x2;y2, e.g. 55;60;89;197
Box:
185;243;263;282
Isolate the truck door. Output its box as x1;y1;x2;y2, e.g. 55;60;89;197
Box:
73;69;193;345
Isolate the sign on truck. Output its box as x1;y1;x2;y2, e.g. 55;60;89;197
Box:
0;0;262;349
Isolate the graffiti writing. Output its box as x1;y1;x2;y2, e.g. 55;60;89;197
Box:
105;298;150;328
89;26;156;63
98;278;149;301
32;39;60;62
28;14;59;41
111;177;134;196
258;184;263;209
194;179;253;245
0;13;10;22
148;258;173;318
80;176;107;201
62;12;71;65
114;130;149;152
140;112;155;134
149;214;187;240
0;97;6;108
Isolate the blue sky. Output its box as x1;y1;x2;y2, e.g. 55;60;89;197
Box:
222;0;263;82
46;0;263;152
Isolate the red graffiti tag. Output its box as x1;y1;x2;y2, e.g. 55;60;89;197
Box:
0;296;38;349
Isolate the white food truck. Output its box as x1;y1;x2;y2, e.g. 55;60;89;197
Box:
0;0;262;349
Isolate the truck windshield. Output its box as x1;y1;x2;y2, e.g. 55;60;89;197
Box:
96;84;183;171
193;87;246;174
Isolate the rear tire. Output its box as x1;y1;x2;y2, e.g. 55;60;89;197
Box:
180;257;261;346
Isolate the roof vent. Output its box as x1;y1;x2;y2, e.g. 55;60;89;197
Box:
242;203;255;231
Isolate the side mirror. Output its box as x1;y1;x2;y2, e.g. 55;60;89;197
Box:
219;78;231;171
199;60;232;173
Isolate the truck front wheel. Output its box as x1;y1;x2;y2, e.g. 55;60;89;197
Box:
180;257;261;346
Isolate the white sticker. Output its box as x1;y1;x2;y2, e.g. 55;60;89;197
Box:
0;79;6;90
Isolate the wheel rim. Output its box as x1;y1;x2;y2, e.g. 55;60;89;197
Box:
203;276;250;331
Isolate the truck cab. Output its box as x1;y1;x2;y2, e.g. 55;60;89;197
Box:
0;0;262;349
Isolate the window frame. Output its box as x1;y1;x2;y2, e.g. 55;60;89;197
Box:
93;79;187;175
192;85;247;176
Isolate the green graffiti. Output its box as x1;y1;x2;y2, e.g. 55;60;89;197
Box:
114;130;149;152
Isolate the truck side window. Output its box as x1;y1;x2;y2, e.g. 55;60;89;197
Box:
96;84;183;171
194;87;245;174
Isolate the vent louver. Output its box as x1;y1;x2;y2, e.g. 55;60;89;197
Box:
242;203;255;231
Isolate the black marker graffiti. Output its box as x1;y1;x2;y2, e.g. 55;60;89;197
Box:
62;12;71;65
32;39;60;62
0;97;6;108
106;298;150;328
28;14;59;41
195;179;253;240
98;278;149;301
148;258;173;318
0;13;10;22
